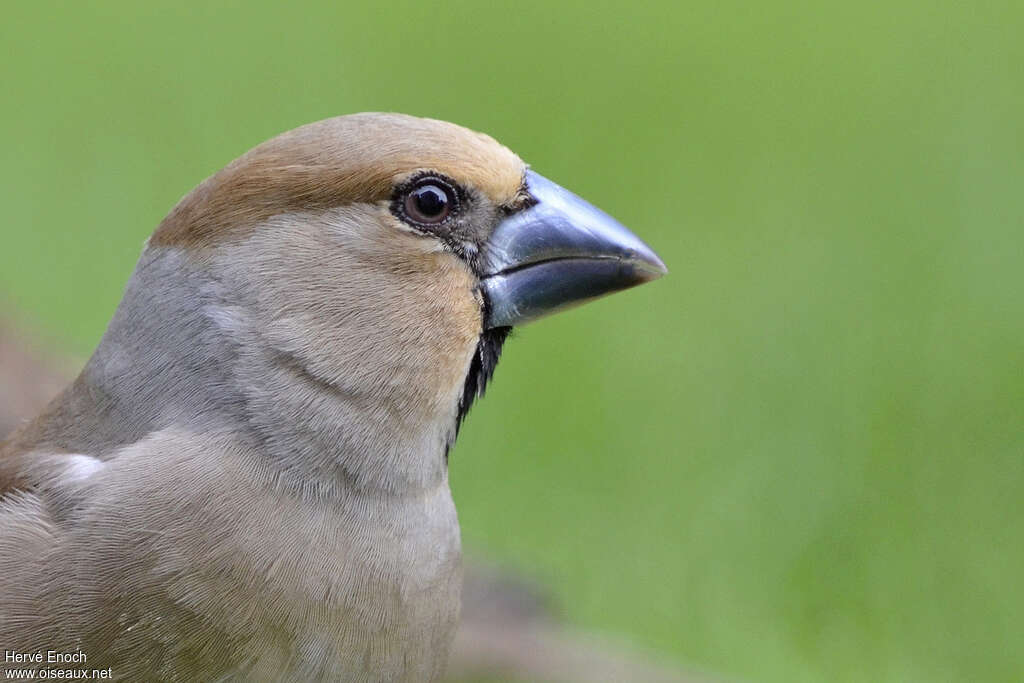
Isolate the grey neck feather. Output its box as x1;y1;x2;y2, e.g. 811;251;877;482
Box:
29;247;458;497
28;249;247;455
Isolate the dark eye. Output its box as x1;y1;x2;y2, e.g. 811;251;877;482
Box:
404;179;454;225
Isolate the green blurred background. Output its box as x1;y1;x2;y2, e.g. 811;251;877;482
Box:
3;1;1023;681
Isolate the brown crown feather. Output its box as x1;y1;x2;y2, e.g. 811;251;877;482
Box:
151;113;526;248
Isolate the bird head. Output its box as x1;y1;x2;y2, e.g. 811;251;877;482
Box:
107;113;665;490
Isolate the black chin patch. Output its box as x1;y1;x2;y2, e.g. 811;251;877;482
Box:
452;326;511;445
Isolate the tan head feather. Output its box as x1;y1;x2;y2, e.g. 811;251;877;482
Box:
151;113;526;248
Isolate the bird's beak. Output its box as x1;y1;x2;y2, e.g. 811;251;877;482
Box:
480;170;668;329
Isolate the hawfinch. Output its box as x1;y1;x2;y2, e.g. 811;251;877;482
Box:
0;113;666;681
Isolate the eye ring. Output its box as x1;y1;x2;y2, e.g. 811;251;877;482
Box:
402;177;457;226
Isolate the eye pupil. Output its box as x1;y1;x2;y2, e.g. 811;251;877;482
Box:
403;179;454;225
414;186;447;217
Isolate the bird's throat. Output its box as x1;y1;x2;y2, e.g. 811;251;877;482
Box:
453;326;510;441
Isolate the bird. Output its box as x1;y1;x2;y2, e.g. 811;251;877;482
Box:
0;113;666;682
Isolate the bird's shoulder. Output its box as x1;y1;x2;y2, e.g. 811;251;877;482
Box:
0;426;462;681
